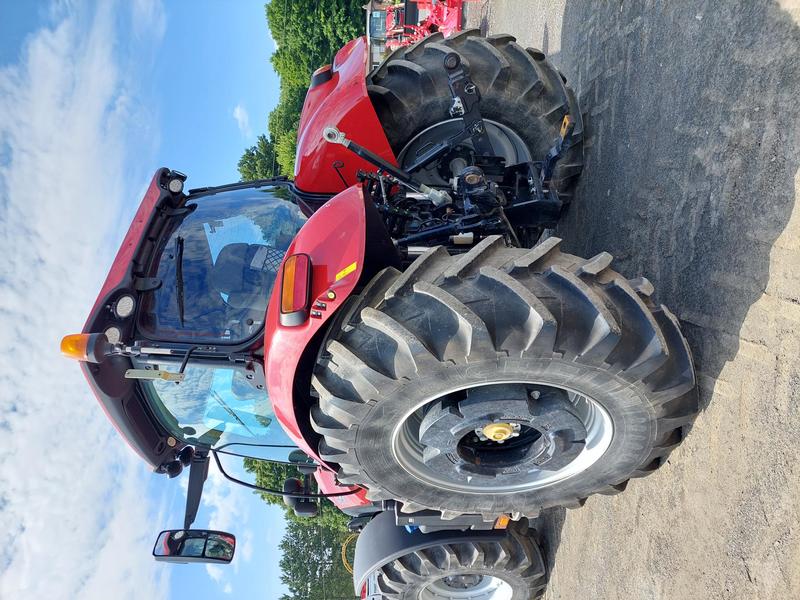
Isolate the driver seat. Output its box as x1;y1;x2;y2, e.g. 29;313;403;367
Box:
209;243;284;312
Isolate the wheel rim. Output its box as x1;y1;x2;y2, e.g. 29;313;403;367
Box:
419;574;514;600
397;118;532;187
392;381;614;494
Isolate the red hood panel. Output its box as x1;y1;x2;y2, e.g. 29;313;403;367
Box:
294;36;397;195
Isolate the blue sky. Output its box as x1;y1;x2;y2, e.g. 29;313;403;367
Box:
0;1;292;598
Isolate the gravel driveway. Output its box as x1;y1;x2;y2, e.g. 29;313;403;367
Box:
464;2;800;598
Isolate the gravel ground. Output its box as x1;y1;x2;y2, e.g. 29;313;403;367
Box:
463;2;800;599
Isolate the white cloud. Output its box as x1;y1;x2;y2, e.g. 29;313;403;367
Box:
197;464;253;591
232;103;252;138
239;530;254;562
206;564;225;583
223;582;233;594
131;0;167;40
0;2;167;599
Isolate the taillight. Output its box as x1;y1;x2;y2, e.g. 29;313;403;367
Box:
280;253;312;326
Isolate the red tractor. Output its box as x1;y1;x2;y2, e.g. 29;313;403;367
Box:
63;30;698;599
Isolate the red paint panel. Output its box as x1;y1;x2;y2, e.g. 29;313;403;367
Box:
314;468;370;510
265;184;371;509
81;170;165;461
83;170;163;329
294;37;398;195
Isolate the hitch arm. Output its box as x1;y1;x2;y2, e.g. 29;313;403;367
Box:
404;52;500;175
323;127;452;206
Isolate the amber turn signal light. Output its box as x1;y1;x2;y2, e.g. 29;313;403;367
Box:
493;515;510;530
280;254;312;326
60;333;111;363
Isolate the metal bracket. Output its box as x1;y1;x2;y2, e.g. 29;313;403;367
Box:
403;52;503;176
540;114;575;186
444;52;496;158
133;277;162;292
124;369;185;382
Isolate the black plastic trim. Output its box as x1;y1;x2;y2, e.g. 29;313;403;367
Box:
353;511;510;593
310;64;333;88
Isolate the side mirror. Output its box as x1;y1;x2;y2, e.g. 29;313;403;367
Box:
288;449;317;475
282;477;319;518
153;529;236;564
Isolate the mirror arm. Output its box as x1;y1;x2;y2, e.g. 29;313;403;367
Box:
211;451;362;499
184;451;210;530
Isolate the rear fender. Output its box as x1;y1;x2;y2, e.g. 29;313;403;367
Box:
264;183;398;509
353;512;513;594
294;37;397;195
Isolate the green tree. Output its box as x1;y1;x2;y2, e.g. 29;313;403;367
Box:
238;134;277;180
275;123;299;176
278;518;357;600
238;0;365;180
243;456;356;598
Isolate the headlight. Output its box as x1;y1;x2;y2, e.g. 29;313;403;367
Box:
114;294;136;318
104;326;122;345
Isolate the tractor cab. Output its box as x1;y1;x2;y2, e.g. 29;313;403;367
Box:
61;172;329;562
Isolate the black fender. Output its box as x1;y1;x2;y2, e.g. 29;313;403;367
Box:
353;511;515;594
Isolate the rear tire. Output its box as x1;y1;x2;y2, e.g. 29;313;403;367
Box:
311;236;698;518
368;30;583;194
376;520;546;600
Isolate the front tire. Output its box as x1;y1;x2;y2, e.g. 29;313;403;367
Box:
376;519;546;600
311;236;698;518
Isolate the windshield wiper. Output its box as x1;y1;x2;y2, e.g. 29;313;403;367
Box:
210;390;256;437
175;236;185;327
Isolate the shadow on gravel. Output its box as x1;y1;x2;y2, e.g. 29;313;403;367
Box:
532;508;566;577
536;0;800;570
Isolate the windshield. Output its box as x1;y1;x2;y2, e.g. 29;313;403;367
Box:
139;186;307;344
139;361;297;455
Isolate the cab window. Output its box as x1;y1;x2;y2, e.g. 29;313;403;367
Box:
138;186;306;344
139;361;296;458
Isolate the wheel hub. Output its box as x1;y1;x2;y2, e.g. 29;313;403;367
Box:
392;382;614;494
418;384;588;482
420;574;513;600
480;422;517;442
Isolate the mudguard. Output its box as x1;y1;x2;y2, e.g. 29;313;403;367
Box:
353;512;514;595
294;37;397;195
264;183;398;510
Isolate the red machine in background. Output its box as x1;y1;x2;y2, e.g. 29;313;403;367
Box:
366;0;474;62
387;0;470;50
